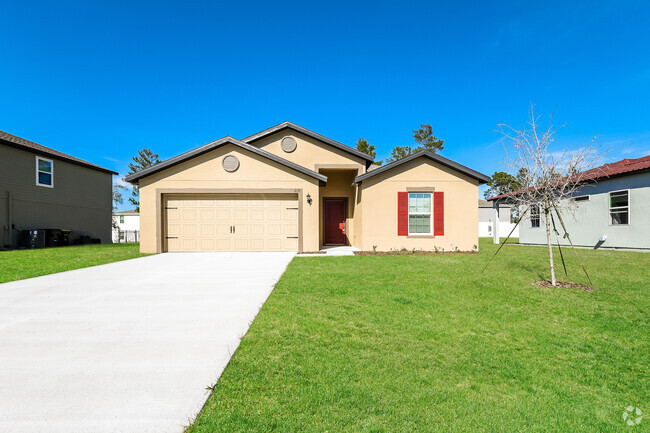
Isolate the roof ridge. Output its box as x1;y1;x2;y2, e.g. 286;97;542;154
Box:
354;150;490;184
124;136;327;184
241;121;375;163
0;129;117;174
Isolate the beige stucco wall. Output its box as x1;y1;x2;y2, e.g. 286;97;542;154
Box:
250;130;367;173
137;144;321;253
359;158;479;251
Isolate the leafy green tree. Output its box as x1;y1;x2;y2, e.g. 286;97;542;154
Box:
413;124;444;153
127;149;159;211
356;138;383;165
386;124;444;163
483;171;521;199
111;184;127;230
112;184;126;212
355;138;375;158
515;167;529;187
386;146;413;163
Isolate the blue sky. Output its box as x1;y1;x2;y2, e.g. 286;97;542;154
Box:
2;0;649;209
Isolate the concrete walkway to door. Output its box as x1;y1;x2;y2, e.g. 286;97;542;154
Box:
0;252;294;433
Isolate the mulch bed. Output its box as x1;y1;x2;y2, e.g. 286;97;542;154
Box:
354;251;478;256
533;280;594;291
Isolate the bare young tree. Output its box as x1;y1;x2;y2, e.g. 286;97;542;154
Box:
498;105;603;286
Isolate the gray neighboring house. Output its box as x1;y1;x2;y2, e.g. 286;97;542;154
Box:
488;155;650;250
478;199;518;238
0;130;117;248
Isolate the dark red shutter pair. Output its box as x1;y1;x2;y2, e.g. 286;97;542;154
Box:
397;192;444;236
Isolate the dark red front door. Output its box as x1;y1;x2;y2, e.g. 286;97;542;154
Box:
323;198;347;245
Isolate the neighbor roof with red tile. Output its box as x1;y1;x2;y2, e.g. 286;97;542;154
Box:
487;155;650;201
0;129;117;174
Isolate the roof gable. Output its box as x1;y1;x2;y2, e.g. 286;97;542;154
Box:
242;122;374;164
487;155;650;201
0;129;117;174
354;151;490;184
124;136;327;184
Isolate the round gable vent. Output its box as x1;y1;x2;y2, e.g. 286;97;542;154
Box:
281;136;297;153
222;155;240;172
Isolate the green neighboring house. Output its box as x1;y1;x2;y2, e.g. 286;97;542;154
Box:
0;129;117;249
489;155;650;250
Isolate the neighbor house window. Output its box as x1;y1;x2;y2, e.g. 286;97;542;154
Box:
120;215;125;224
408;192;432;235
36;157;53;187
609;190;629;225
530;205;540;228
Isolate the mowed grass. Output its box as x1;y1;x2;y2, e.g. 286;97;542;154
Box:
189;239;649;433
0;243;146;283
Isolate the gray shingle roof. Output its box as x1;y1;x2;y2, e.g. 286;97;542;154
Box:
0;129;117;174
242;121;375;164
124;136;327;184
354;150;490;184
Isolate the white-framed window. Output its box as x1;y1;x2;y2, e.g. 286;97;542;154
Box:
609;190;629;225
408;192;432;235
36;156;54;187
572;195;590;202
530;205;540;228
120;215;125;224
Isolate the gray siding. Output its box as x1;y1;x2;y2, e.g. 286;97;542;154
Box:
518;172;650;249
0;145;112;248
479;205;511;223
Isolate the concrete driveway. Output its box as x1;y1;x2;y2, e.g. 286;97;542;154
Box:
0;252;294;433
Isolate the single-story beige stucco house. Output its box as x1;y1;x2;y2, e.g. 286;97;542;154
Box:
125;122;489;253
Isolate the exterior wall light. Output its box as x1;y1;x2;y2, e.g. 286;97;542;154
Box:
306;194;312;205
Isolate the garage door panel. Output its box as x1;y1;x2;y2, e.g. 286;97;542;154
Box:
251;210;264;221
234;210;249;221
200;209;214;220
268;210;281;221
285;238;298;250
181;209;197;221
284;223;298;235
216;209;230;221
181;224;196;235
165;194;298;252
234;238;249;250
200;238;216;250
167;209;180;221
200;224;215;235
250;239;264;249
267;224;282;235
216;224;231;235
181;238;197;251
167;223;180;237
217;239;231;249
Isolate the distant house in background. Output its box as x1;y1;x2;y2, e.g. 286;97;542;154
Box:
489;156;650;250
112;210;140;243
0;130;116;249
478;200;518;238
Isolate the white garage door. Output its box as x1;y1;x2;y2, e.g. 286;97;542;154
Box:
165;193;299;252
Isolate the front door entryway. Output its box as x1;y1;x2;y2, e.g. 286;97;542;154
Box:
323;198;347;245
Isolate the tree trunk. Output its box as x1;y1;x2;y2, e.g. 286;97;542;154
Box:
544;207;556;286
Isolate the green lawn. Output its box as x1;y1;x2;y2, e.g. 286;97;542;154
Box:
0;243;146;284
189;239;649;433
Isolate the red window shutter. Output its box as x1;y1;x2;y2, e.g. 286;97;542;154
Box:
434;192;444;236
397;192;408;236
